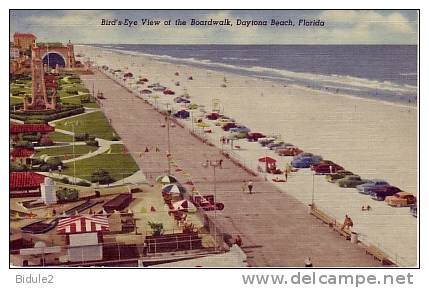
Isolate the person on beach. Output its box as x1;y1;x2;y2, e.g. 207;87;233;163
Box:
304;257;313;267
234;235;243;247
219;159;223;168
341;215;353;230
248;180;254;194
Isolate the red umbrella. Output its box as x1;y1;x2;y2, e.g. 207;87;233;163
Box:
258;156;276;164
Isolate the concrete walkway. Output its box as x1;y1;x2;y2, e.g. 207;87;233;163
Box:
79;70;381;267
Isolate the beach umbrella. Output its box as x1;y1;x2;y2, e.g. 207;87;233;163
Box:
172;200;196;213
258;156;277;164
156;175;178;184
162;184;186;195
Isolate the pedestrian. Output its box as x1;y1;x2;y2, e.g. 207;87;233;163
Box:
304;257;313;267
241;180;247;192
219;159;223;168
247;180;253;194
284;169;288;182
234;235;243;247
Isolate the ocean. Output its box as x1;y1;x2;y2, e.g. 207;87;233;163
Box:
92;44;418;105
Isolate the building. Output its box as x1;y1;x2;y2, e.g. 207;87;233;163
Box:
10;123;54;135
10;43;20;59
10;147;35;164
10;172;45;197
57;215;110;263
40;177;57;204
13;33;37;50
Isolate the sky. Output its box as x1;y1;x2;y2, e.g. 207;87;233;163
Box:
10;10;418;45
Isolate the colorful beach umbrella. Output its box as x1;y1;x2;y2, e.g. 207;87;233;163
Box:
258;156;277;164
156;175;178;184
161;184;186;195
172;200;196;213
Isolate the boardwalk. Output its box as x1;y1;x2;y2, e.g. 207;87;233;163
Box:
81;71;380;267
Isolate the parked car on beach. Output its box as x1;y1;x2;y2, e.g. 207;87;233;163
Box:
276;147;303;157
222;122;237;131
313;163;344;175
229;126;250;134
356;179;390;195
337;175;369;188
325;170;354;183
206;112;221;120
385;192;416;207
291;156;322;168
163;89;175;95
247;132;266;142
174;97;190;103
258;137;276;147
370;186;402;201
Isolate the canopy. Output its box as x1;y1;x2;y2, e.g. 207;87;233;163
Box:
258;156;277;164
172;200;196;213
156;175;178;184
162;184;186;195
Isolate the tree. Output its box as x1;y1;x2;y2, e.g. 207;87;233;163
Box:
91;169;114;184
147;221;164;236
56;188;79;202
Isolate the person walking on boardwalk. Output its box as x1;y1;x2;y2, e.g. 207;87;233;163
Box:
304;257;313;267
247;180;254;194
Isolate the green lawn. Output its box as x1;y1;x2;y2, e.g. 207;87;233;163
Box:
60;94;99;109
48;131;74;142
35;144;98;161
10;96;23;105
53;111;118;140
62;144;139;182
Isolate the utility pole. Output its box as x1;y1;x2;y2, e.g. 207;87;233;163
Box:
205;160;220;252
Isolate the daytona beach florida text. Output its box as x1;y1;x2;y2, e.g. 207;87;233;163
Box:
100;18;325;27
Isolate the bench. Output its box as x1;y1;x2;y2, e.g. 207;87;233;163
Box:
365;245;395;265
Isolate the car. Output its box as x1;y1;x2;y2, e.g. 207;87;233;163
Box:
325;170;354;183
266;140;286;150
231;131;248;139
356;179;390;195
229;126;250;133
291;156;322;168
385;192;416;207
247;132;266;142
152;86;166;91
370;186;402;201
206;112;221;120
338;175;369;188
276;147;303;156
222;122;237;131
163;89;175;95
139;89;152;94
310;160;336;170
173;97;191;103
313;163;344;175
293;152;315;160
258;137;276;146
215;117;235;126
273;143;294;152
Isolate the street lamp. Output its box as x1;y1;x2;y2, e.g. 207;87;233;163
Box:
204;159;221;252
165;105;172;175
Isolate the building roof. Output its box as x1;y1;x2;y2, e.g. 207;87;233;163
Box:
57;215;110;234
10;123;54;134
11;147;35;158
14;33;36;39
10;172;45;191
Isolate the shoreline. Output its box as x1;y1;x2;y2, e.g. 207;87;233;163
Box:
77;45;417;266
77;44;418;109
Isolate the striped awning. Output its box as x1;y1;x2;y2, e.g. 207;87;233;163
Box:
57;215;109;234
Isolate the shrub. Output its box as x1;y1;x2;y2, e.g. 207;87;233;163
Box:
60;177;70;184
56;187;79;202
91;169;114;184
14;140;34;149
76;180;91;187
85;139;99;147
46;157;63;170
11;162;27;172
75;133;89;141
22;134;41;142
148;222;164;236
111;135;121;141
39;136;54;146
39;164;51;172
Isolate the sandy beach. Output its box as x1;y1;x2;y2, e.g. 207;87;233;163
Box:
76;45;418;266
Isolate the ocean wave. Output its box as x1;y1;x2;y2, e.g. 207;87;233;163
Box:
101;46;417;97
222;57;258;61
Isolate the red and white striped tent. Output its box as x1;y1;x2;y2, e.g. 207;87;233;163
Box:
57;215;109;234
